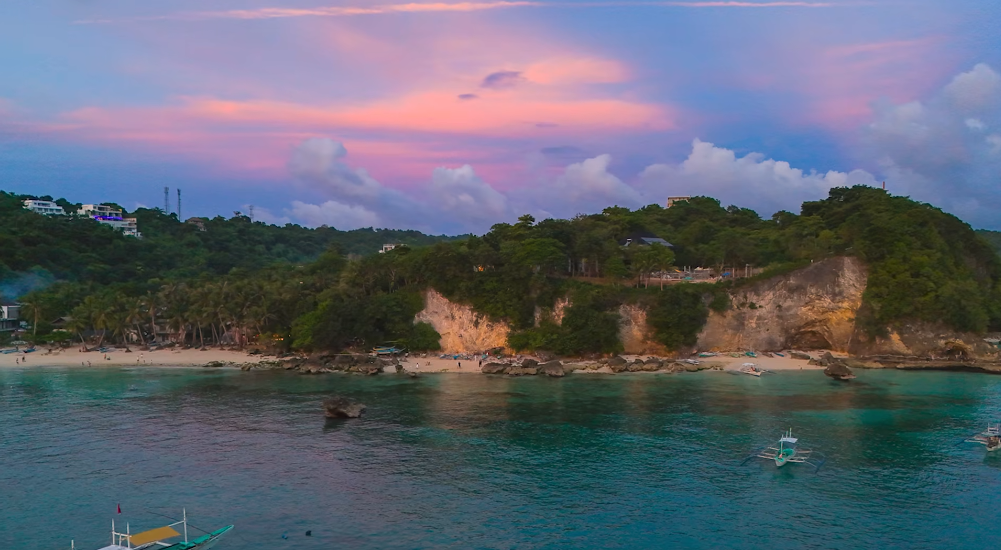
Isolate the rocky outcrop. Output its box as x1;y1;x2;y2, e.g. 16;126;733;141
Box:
848;323;996;359
538;360;565;377
414;289;510;353
698;257;867;352
323;396;366;418
618;304;669;355
817;352;856;381
481;362;508;374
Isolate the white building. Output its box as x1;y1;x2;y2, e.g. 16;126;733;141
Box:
666;196;691;208
0;305;20;332
23;199;66;216
80;204;142;238
379;243;401;254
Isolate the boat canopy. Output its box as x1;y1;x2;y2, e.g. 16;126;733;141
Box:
780;436;798;443
129;525;181;546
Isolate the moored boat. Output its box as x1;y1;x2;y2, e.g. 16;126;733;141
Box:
77;509;232;550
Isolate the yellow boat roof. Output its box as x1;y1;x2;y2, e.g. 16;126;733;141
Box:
129;525;181;546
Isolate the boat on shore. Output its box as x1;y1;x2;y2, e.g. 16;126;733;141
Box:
738;363;767;376
76;509;232;550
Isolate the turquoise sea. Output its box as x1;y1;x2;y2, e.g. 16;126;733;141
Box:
2;367;1001;549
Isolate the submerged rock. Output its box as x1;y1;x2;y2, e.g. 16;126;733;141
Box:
323;396;366;419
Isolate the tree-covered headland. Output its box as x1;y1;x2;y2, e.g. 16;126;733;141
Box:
4;186;1000;356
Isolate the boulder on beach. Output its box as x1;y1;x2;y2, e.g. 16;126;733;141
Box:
538;361;565;377
607;356;628;367
789;351;813;361
521;359;539;369
481;362;508;374
507;366;538;376
323;396;366;419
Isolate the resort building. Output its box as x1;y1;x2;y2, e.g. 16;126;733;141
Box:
79;204;142;238
666;196;691;208
379;243;402;254
619;231;674;248
22;199;66;216
0;304;20;332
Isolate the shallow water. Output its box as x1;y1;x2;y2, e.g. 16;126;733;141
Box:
2;367;1000;549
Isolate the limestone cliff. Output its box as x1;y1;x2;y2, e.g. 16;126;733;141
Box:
414;289;510;353
849;323;996;359
618;304;670;355
697;257;867;352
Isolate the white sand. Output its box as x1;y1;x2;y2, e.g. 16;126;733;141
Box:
0;347;270;368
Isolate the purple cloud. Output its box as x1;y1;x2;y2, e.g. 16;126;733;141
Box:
457;93;479;101
481;71;524;89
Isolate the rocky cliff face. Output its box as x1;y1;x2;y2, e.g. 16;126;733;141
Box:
849;323;995;359
697;257;867;352
618;304;670;355
414;289;510;353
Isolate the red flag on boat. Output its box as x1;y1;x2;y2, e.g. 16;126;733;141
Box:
117;504;121;514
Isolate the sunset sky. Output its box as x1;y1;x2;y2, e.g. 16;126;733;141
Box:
1;1;999;233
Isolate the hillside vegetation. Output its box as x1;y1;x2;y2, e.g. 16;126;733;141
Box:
6;187;1000;355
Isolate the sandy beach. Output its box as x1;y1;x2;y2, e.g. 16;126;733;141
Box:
1;346;832;374
0;347;271;368
390;352;827;373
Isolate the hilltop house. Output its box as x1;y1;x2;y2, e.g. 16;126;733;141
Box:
79;204;142;238
23;199;66;216
619;231;674;248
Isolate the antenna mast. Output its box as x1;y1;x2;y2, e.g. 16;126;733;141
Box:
177;188;182;220
164;187;170;214
249;205;254;222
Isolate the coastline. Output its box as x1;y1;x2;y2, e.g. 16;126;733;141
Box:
0;347;271;368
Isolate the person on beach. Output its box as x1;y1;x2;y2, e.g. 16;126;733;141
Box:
458;361;461;370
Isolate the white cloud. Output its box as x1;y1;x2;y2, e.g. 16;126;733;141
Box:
429;165;511;227
245;205;291;225
944;63;1001;113
637;139;877;214
289;200;380;229
865;63;1001;227
288;137;383;200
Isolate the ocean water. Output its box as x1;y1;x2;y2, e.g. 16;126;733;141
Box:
2;367;1001;550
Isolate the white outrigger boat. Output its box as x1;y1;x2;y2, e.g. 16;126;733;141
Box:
72;510;233;550
960;424;1001;452
738;363;766;377
742;429;825;472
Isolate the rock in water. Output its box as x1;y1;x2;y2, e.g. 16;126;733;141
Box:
538;361;565;377
323;396;366;418
821;352;856;381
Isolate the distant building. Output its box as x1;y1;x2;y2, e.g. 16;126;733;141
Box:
23;199;66;216
0;304;20;332
379;243;402;254
666;196;690;208
619;231;674;248
79;204;142;238
185;217;208;232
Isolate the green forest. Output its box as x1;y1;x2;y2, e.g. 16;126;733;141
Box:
5;186;1001;355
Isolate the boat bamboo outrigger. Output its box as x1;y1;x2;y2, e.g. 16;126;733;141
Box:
741;429;826;472
84;509;232;550
959;424;1001;452
737;363;768;377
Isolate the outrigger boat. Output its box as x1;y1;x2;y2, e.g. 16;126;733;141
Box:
738;363;766;377
742;429;826;472
76;510;232;550
960;424;1001;452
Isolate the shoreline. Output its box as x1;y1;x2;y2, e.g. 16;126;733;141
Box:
4;347;998;376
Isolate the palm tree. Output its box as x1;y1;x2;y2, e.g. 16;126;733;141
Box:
126;298;146;345
20;296;42;337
